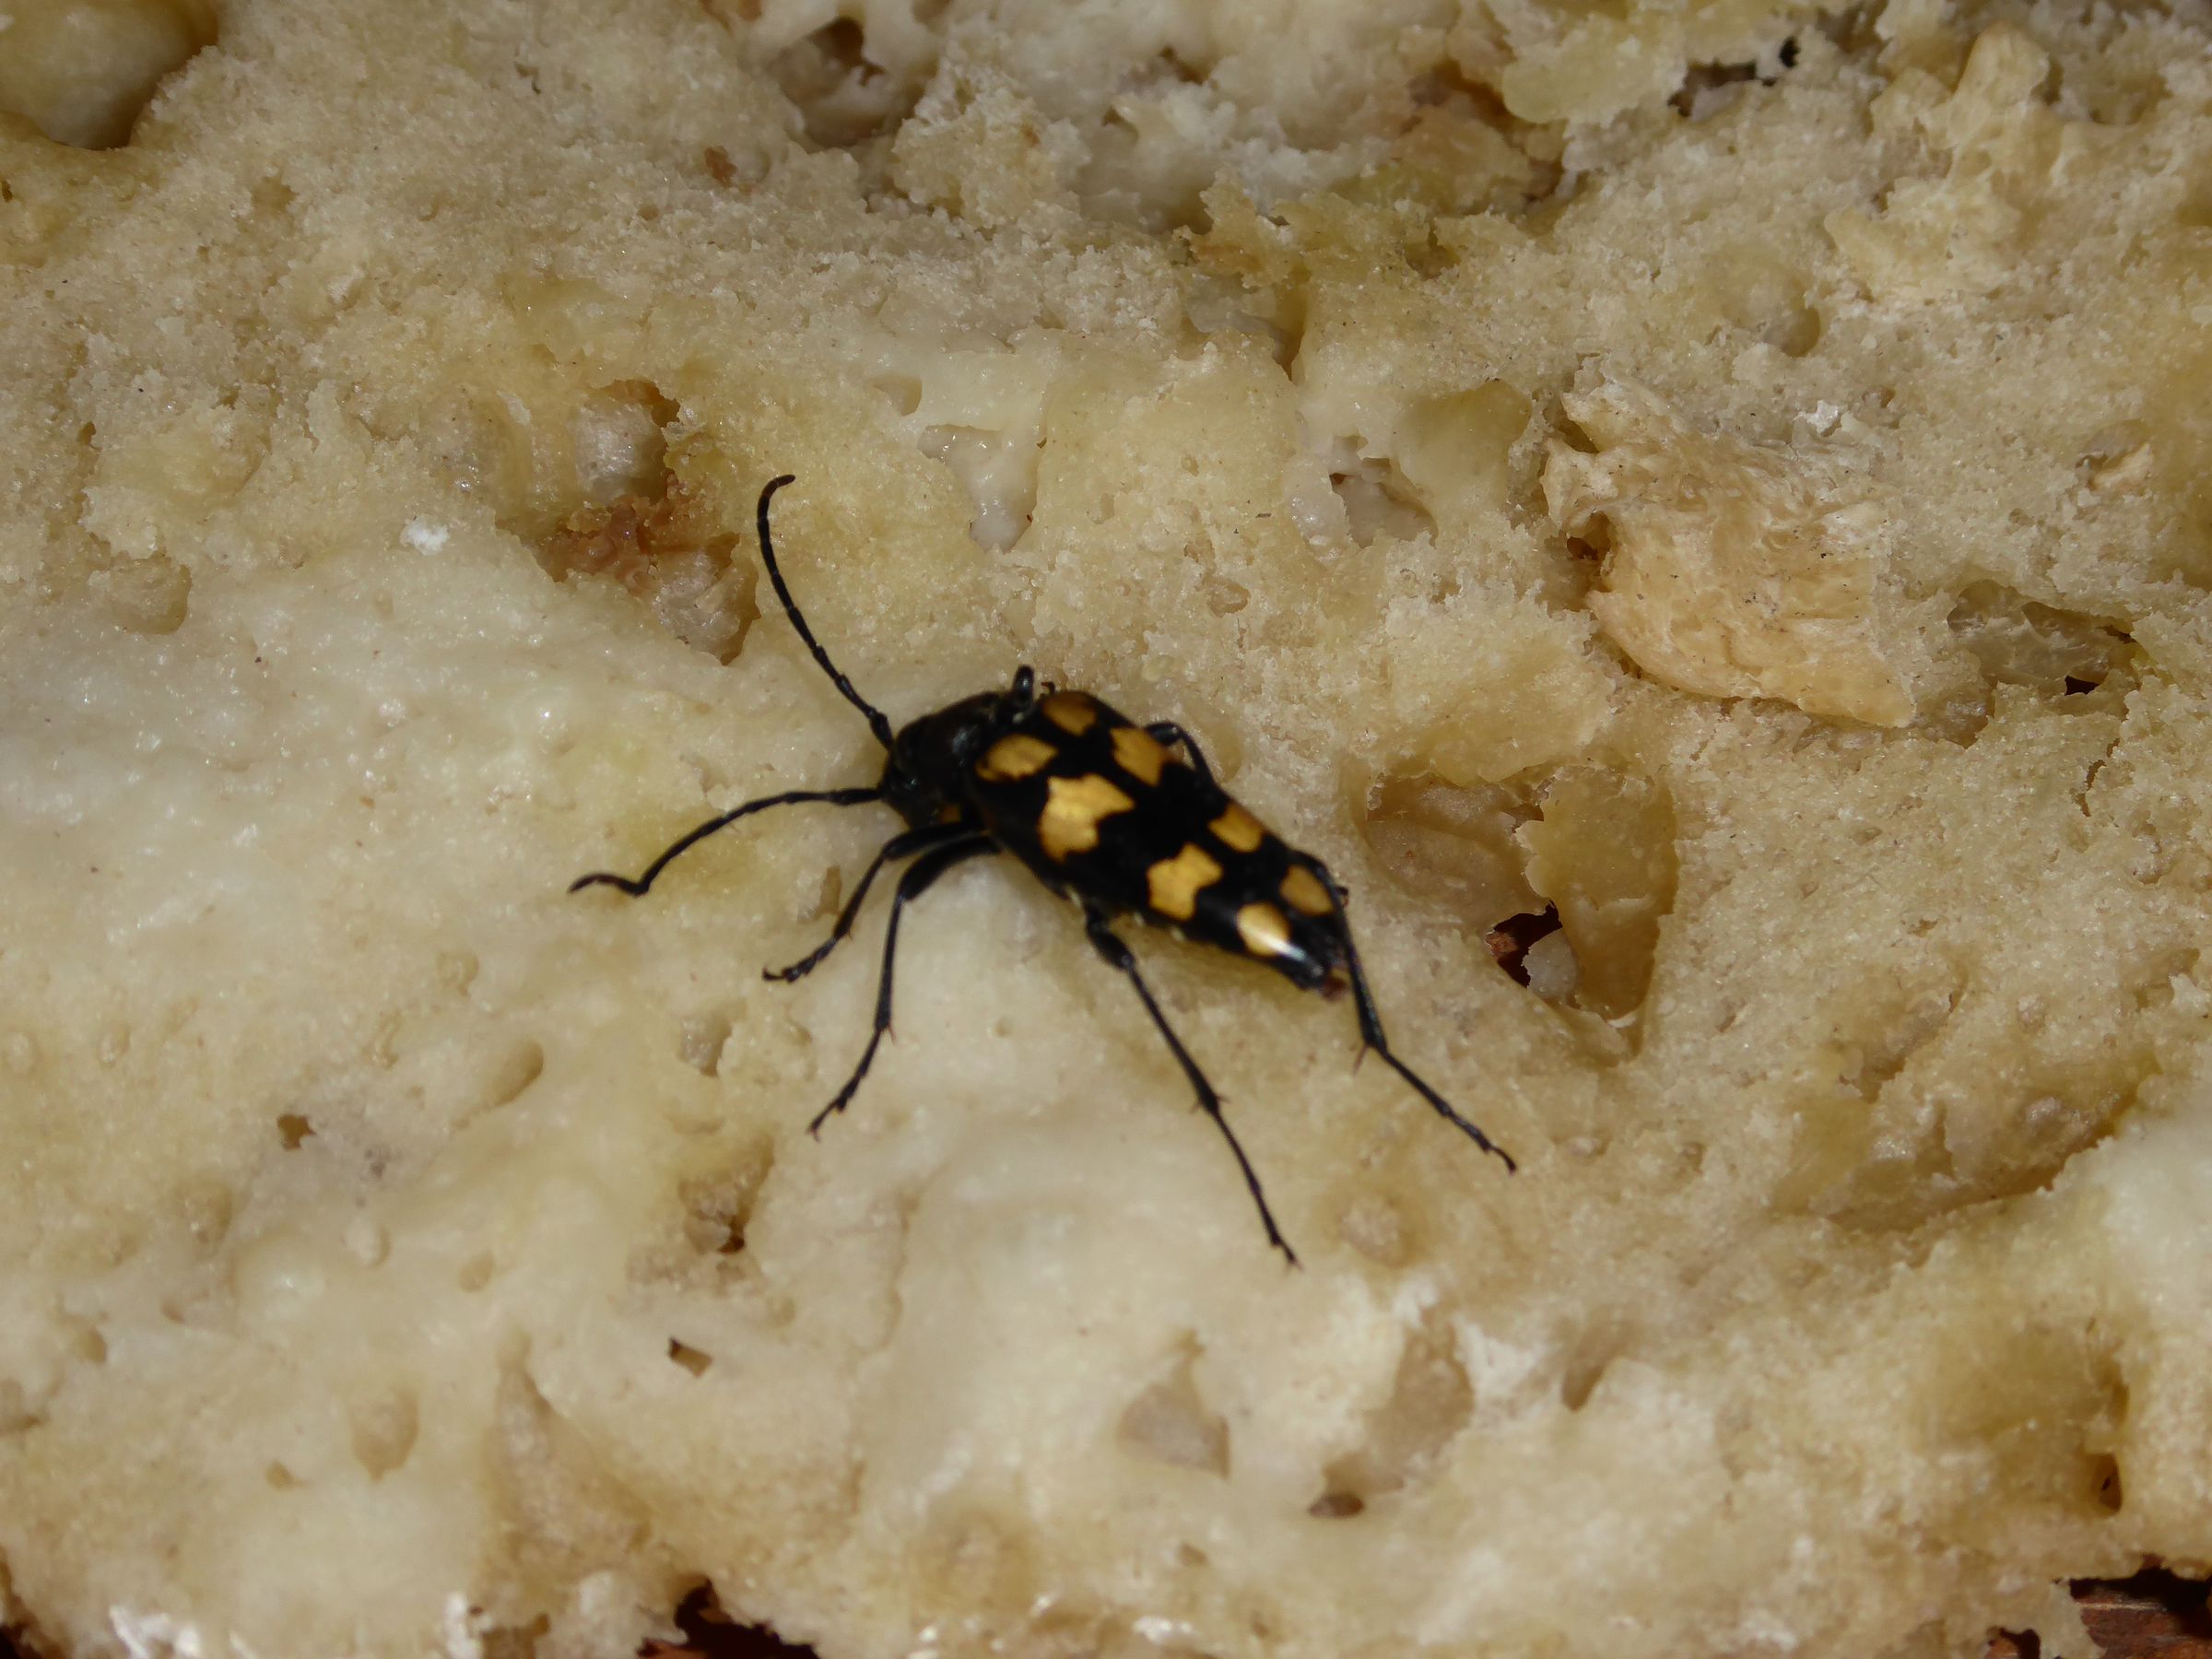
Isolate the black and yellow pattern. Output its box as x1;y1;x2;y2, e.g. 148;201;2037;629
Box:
574;477;1514;1266
962;689;1340;990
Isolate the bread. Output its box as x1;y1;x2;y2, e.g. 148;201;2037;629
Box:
5;2;2212;1656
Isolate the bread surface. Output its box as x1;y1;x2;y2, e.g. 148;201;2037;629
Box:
5;2;2212;1656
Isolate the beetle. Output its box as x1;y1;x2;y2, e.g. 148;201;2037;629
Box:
571;475;1514;1264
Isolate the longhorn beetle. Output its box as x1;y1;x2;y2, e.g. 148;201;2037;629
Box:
571;476;1514;1264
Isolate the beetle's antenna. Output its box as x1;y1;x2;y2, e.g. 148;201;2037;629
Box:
757;476;897;752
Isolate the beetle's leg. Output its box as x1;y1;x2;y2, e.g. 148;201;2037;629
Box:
1080;903;1298;1267
1321;862;1516;1172
765;820;974;983
809;835;996;1135
1144;722;1218;791
571;787;886;898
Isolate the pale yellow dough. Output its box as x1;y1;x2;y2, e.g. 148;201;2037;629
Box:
5;2;2212;1658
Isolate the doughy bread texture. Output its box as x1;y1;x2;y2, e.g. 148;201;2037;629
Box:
6;1;2212;1656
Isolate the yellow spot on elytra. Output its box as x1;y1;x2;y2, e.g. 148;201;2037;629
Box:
1280;865;1334;917
1237;901;1293;959
979;733;1056;782
1042;691;1100;735
1111;724;1170;786
1210;803;1265;853
1041;773;1135;860
1147;844;1222;920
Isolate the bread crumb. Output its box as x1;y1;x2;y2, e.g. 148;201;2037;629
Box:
7;3;2212;1658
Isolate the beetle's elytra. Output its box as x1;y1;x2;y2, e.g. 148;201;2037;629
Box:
571;475;1513;1264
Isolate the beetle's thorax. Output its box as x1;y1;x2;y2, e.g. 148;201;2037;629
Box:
878;672;1035;829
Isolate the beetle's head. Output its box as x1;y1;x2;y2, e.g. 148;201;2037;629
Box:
879;665;1038;828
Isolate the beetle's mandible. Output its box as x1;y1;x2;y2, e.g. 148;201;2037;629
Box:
571;475;1514;1264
